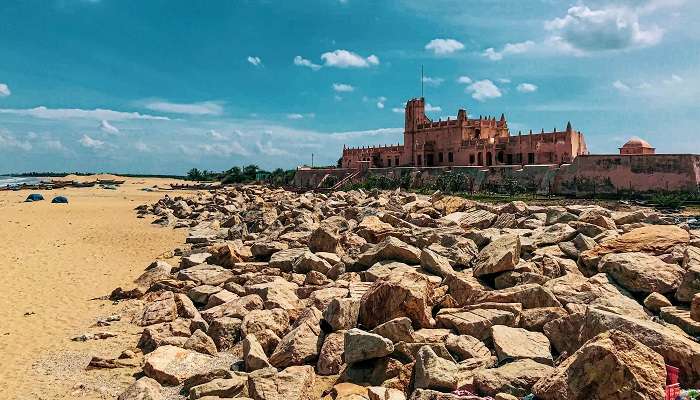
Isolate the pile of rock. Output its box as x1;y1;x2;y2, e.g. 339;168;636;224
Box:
113;186;700;400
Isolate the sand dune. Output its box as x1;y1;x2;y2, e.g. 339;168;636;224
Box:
0;178;188;399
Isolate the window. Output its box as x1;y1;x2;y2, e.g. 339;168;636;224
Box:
387;158;392;166
417;155;422;166
395;156;399;166
506;154;513;164
448;152;454;162
528;153;535;164
469;154;475;164
438;152;444;162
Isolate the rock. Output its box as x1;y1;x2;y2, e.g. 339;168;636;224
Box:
371;317;415;343
317;331;345;375
599;252;684;294
472;359;554;397
269;248;307;272
309;287;350;311
419;248;455;278
644;292;672;313
344;328;394;364
183;369;233;391
491;325;552;365
356;216;395;243
322;297;361;331
309;226;342;253
494;394;518;400
519;307;568;332
243;334;272;372
436;308;517;340
117;377;163;400
582;225;690;261
532;330;666;400
135;260;173;289
188;285;222;305
357;236;421;267
457;208;497;229
205;289;237;309
207;317;242;351
359;268;435;329
183;330;218;356
201;294;263;323
181;252;211;268
676;265;700;302
241;308;290;339
177;264;234;286
473;235;521;277
269;307;324;368
475;284;561;309
445;334;491;361
367;386;406;400
139;291;178;327
546;209;577;225
408;390;466;400
692;294;700;322
143;345;214;385
248;365;316;400
293;251;332;275
414;345;458;391
251;241;288;260
324;382;369;399
659;306;700;336
189;376;247;399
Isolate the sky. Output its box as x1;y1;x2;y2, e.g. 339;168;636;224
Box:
0;0;699;174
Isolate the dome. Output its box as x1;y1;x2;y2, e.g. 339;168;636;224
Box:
622;138;653;148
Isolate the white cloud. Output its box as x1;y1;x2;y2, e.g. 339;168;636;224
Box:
208;129;226;140
482;41;535;61
544;5;664;53
144;100;223;116
256;140;289;156
0;83;10;97
79;134;105;149
133;141;151;152
0;106;168;121
333;83;355;92
0;131;31;151
286;113;315;120
613;80;631;91
664;74;683;84
99;120;120;134
498;78;511;84
517;83;538;93
457;76;472;84
43;139;64;151
376;96;386;109
392;107;404;114
466;80;502;102
425;38;464;55
424;103;442;112
422;76;444;87
321;50;379;68
247;56;262;67
293;56;322;71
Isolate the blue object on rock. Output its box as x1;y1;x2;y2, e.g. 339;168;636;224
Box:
51;196;69;204
25;193;44;202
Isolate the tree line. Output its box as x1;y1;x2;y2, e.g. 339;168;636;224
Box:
186;165;296;186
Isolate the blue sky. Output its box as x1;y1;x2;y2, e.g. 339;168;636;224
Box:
0;0;699;174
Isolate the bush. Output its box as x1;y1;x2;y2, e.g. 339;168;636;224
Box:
651;193;687;209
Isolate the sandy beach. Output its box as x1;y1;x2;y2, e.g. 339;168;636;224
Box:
0;178;188;399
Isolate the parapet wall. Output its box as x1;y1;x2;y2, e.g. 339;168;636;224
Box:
294;154;700;196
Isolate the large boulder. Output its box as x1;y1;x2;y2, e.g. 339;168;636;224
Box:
357;236;421;267
117;377;163;400
359;268;435;329
371;317;415;343
436;307;518;340
248;365;316;400
491;325;552;365
472;359;554;397
143;345;214;385
309;226;341;254
599;252;684;294
532;330;666;400
189;376;247;399
344;329;394;364
676;265;700;302
473;235;521;277
322;298;361;332
269;307;324;368
243;334;272;372
139;291;178;327
581;225;689;264
317;331;345;375
420;248;455;278
414;345;459;391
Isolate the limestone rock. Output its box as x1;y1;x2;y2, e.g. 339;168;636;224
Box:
269;247;307;272
436;308;517;340
659;306;700;336
241;308;290;339
344;328;394;364
317;331;345;375
419;248;455;278
473;234;521;277
367;386;406;400
183;330;217;356
201;294;263;323
322;297;361;332
582;225;690;260
207;317;242;351
189;376;247;399
472;359;554;397
309;226;341;253
293;251;332;275
359;268;435;329
143;345;214;385
532;330;665;400
139;291;178;327
243;334;272;372
371;317;415;344
644;292;672;313
117;377;163;400
491;325;552;365
357;236;421;267
676;265;700;302
692;294;700;322
445;334;491;361
414;345;458;391
519;307;568;332
599;252;684;294
269;307;323;368
248;365;316;400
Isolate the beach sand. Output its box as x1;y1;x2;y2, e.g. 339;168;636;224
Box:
0;178;188;399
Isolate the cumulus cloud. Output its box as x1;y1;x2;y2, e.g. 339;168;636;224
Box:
424;103;442;112
43;139;64;151
321;50;379;68
247;56;262;67
482;41;535;61
466;80;502;102
286;113;315;120
376;96;387;109
425;38;464;55
0;106;168;121
144;100;223;116
517;83;538;93
256;140;289;156
422;76;444;87
0;83;10;97
613;80;632;91
333;83;355;92
100;120;120;134
0;131;31;151
79;134;105;149
457;76;472;84
664;74;683;84
545;5;664;53
208;129;226;140
293;56;322;71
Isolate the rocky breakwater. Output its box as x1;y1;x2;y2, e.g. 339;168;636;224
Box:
109;186;700;400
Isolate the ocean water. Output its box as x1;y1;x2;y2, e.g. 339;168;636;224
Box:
0;176;44;188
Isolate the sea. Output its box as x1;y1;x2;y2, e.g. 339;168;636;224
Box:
0;176;45;188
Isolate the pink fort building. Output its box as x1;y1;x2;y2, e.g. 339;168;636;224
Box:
342;97;589;169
